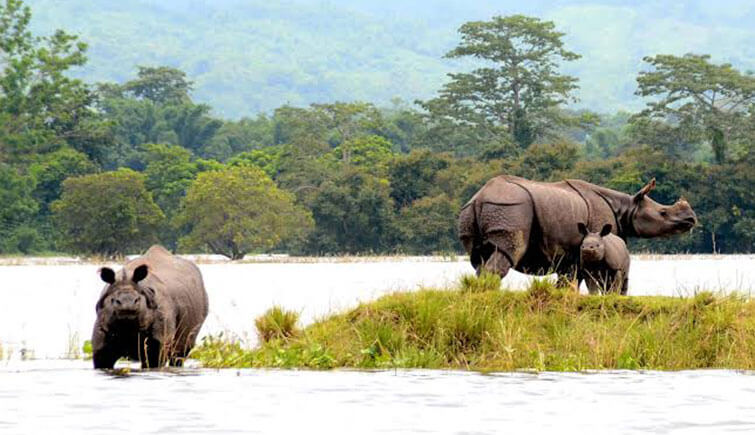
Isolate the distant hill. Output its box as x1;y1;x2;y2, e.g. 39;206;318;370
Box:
27;0;755;118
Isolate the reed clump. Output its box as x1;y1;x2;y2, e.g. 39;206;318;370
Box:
193;281;755;371
459;271;501;293
255;306;301;343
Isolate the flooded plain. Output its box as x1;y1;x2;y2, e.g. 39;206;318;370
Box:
1;255;754;434
0;255;753;359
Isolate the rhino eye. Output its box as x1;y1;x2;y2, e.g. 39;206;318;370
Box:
660;210;668;217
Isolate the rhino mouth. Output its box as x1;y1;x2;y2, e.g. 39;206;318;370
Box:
112;309;141;320
673;218;696;231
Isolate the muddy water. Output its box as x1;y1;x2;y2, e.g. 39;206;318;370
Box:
2;361;754;434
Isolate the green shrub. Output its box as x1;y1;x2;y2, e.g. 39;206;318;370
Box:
255;306;301;343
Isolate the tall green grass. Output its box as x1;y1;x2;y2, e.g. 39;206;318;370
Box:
193;276;755;371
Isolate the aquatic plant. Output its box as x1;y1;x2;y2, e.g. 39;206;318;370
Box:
82;340;93;360
194;281;755;371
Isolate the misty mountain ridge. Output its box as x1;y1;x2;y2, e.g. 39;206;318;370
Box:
27;0;755;118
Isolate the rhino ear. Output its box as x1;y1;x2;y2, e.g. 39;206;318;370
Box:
634;178;656;201
577;222;588;236
132;264;149;283
600;224;612;237
99;267;116;284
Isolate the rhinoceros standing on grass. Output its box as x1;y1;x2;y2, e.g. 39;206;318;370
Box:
92;245;208;369
458;175;696;285
578;223;630;295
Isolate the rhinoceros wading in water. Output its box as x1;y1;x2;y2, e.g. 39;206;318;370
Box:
458;175;697;283
91;245;209;369
578;223;631;295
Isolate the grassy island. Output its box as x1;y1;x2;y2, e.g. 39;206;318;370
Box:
192;275;755;371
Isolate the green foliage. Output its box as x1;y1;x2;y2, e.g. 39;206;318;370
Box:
389;149;451;208
0;164;39;253
176;165;314;259
0;0;109;164
420;15;580;150
141;143;198;216
397;194;458;254
0;1;752;256
28;147;96;213
330;135;394;175
121;66;193;104
306;168;395;254
195;282;755;371
635;54;755;164
82;339;92;359
204;115;274;161
518;141;580;181
255;306;301;343
51;169;164;255
459;271;501;293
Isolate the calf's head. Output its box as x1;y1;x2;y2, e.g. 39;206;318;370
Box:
578;223;611;264
96;264;156;327
630;179;697;238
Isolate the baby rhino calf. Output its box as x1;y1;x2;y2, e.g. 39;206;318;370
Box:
578;223;631;295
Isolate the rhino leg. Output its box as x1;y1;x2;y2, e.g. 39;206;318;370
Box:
476;203;532;278
139;336;163;369
582;272;601;295
92;324;119;369
93;346;119;369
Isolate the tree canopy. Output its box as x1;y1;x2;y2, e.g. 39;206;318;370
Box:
420;15;581;151
51;169;164;256
176;166;313;259
0;0;752;256
636;54;755;164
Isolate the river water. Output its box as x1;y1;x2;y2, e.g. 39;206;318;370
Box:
1;255;754;433
2;361;755;434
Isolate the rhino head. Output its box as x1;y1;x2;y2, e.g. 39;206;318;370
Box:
629;178;697;238
578;223;611;264
96;264;157;329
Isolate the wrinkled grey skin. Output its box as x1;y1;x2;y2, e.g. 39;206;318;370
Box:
579;223;630;295
458;175;696;283
92;245;209;369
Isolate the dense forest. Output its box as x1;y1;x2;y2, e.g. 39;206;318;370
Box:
0;0;753;257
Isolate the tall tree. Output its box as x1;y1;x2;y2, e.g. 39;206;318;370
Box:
420;15;580;150
176;166;313;259
52;169;164;256
0;0;107;163
122;66;193;104
635;54;755;164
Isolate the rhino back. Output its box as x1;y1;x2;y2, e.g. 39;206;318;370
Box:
125;246;209;347
565;180;621;236
602;234;630;272
523;181;589;254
